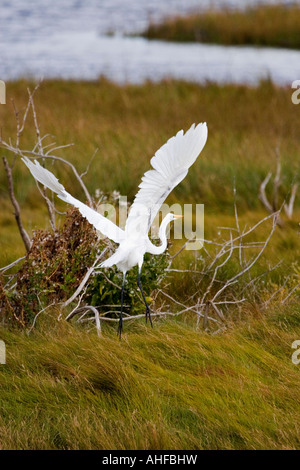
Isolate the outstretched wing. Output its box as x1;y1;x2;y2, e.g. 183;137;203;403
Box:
125;123;208;238
22;158;125;244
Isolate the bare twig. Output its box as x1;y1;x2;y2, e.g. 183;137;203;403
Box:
210;302;226;321
28;302;56;334
80;148;99;179
2;157;31;252
203;302;209;329
281;281;300;305
259;172;273;214
259;170;283;227
93;269;122;290
170;236;196;259
157;289;219;323
0;256;26;273
0;143;94;207
284;183;298;219
258;149;298;223
68;307;219;325
63;249;108;311
211;213;278;304
27;87;56;231
69;305;101;337
273;148;281;211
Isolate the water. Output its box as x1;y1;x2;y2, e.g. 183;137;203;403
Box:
2;0;295;38
1;0;300;85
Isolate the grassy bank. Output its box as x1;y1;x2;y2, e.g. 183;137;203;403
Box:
0;304;300;450
0;79;299;449
0;79;299;290
143;4;300;49
0;79;299;266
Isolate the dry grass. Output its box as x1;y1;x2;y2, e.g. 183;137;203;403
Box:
0;304;300;450
0;79;299;449
144;4;300;49
0;79;299;266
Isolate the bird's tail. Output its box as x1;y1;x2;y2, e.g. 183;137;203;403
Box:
100;249;124;268
22;157;68;200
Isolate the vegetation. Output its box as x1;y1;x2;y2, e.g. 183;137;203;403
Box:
0;78;299;449
143;4;300;49
0;79;299;267
1;306;300;450
0;206;169;326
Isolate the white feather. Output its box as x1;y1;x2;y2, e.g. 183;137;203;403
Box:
23;125;208;333
22;157;125;244
22;123;207;272
125;122;207;238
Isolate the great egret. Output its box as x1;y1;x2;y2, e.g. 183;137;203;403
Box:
22;122;208;334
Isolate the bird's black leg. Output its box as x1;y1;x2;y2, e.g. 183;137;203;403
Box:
118;273;126;338
138;270;153;328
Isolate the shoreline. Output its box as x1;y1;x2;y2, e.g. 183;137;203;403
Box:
143;4;300;50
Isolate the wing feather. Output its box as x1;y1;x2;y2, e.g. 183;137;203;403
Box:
125;123;208;238
22;157;125;244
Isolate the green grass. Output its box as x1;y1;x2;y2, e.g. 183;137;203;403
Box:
0;79;299;304
143;4;300;49
1;78;299;264
0;79;299;449
0;305;300;450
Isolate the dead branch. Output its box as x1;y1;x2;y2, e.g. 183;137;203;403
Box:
80;148;99;179
211;212;278;304
0;144;93;207
284;183;298;219
0;256;26;273
210;302;226;321
281;281;300;305
0;82;93;209
2;157;31;252
259;172;273;214
241;261;282;294
202;302;210;329
27;87;56;230
67;307;219;325
93;269;122;290
28;302;56;334
259;150;298;223
157;289;219;324
70;305;101;337
63;249;108;310
273;148;281;211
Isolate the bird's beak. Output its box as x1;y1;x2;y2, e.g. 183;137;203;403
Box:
174;215;184;219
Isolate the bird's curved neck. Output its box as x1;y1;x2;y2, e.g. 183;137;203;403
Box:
147;215;171;255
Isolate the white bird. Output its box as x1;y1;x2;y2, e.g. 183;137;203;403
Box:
22;123;208;334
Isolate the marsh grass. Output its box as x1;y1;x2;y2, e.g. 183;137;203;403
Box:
0;79;299;319
0;79;299;265
0;79;299;305
144;4;300;49
0;304;300;450
0;79;299;449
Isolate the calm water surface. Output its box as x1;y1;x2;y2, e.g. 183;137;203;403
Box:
1;0;300;85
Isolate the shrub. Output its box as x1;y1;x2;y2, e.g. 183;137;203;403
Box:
0;207;170;326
